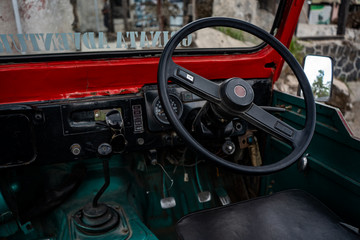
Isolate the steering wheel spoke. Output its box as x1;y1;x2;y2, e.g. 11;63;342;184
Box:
168;60;221;104
240;104;301;146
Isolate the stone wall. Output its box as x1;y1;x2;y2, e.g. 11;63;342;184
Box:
300;40;360;82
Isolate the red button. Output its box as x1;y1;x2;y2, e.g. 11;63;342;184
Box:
234;85;246;98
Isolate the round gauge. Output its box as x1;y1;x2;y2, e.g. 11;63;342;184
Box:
153;95;183;125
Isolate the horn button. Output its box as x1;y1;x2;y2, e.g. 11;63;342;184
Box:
234;85;247;98
220;78;254;112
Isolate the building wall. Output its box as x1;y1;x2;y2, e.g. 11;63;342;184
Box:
0;1;17;35
0;0;74;54
77;0;106;32
17;0;73;34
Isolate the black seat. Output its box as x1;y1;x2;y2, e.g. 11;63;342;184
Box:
176;190;359;240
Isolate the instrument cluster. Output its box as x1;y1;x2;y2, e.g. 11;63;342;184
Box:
143;85;205;132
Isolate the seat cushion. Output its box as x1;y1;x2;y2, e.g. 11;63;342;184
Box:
176;190;359;240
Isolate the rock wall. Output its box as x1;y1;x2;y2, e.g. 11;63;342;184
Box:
300;40;360;82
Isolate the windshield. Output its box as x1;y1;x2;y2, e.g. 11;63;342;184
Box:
0;0;279;56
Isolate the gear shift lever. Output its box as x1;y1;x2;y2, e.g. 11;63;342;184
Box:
73;143;120;234
92;144;112;208
73;110;127;234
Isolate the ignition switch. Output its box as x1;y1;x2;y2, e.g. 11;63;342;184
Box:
105;109;124;129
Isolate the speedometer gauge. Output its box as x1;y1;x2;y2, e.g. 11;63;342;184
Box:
153;95;183;124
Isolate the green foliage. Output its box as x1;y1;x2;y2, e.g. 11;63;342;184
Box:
215;27;245;41
312;69;330;98
289;38;304;63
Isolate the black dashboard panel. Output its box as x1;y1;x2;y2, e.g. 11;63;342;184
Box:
0;113;36;167
0;79;272;166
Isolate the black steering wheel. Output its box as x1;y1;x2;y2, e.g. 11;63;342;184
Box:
157;17;316;175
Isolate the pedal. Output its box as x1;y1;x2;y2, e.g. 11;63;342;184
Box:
148;150;177;209
197;191;212;203
160;197;176;209
215;188;231;206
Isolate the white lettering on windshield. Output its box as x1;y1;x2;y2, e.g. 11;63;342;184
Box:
0;31;192;54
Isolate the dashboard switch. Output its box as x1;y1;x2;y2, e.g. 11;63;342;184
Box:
70;143;81;156
132;105;144;133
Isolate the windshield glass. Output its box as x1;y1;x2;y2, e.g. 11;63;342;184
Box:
0;0;279;56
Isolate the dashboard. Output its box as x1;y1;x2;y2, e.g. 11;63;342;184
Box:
0;79;271;167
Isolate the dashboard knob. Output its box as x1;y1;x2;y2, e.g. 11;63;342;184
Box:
70;143;81;156
98;143;112;156
222;141;235;155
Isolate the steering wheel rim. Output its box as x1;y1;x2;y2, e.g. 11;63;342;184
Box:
157;17;316;175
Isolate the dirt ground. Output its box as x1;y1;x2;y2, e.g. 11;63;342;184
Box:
194;28;254;48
